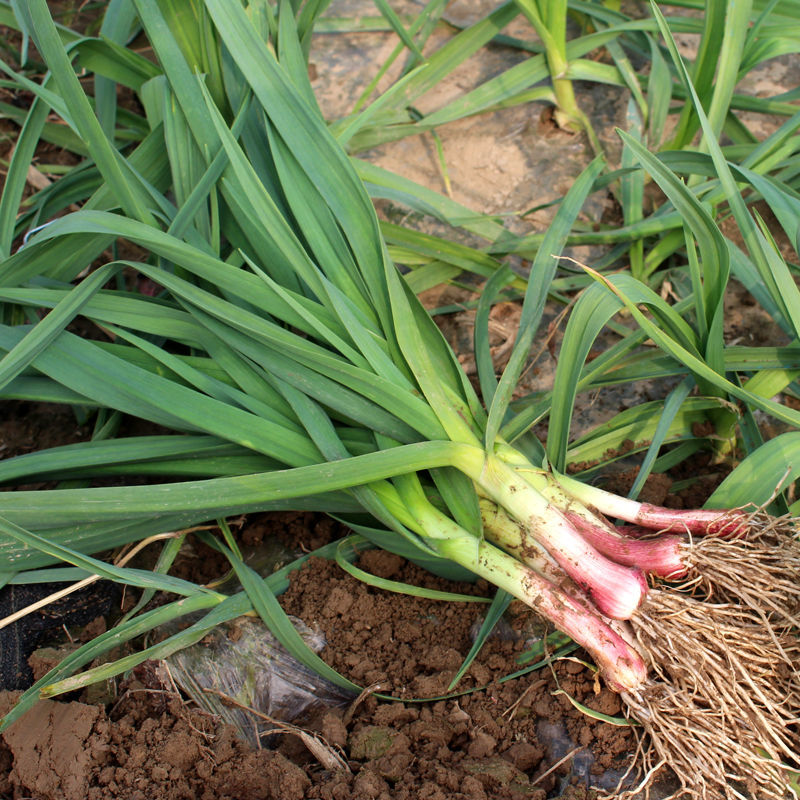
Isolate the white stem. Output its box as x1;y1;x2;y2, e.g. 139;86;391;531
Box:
461;455;646;620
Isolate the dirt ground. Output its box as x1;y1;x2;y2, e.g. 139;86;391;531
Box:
0;396;709;799
0;522;672;800
0;524;644;800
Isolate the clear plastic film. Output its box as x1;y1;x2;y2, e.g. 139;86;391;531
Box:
166;615;354;748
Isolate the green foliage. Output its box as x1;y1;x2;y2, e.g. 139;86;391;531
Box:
0;0;799;728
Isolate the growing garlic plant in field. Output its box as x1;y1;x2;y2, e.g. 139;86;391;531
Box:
0;1;798;797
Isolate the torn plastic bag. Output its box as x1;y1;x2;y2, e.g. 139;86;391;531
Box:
165;615;354;748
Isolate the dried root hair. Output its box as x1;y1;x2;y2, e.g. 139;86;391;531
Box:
682;510;800;629
617;681;796;800
636;588;799;760
608;585;800;799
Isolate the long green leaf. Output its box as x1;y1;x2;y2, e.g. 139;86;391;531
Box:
228;549;360;692
585;268;800;433
626;378;693;499
0;516;223;598
651;0;800;339
545;276;698;471
485;156;604;448
0;440;482;530
335;536;487;604
447;588;510;691
619;130;729;327
203;0;393;332
0;95;48;257
707;432;800;509
19;0;156;224
1;591;223;729
0;262;121;392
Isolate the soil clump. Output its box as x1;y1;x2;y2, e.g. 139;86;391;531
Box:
0;513;645;800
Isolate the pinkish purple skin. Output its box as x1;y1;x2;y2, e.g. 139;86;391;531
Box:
626;505;745;537
530;509;648;621
518;568;648;693
564;512;686;579
580;561;649;621
614;524;660;539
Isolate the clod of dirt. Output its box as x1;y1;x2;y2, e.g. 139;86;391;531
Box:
0;690;315;800
279;553;651;798
0;692;103;800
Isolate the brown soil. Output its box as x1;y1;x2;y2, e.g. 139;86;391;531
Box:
0;401;650;796
0;515;643;800
0;400;91;463
5;463;734;800
0;689;314;800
